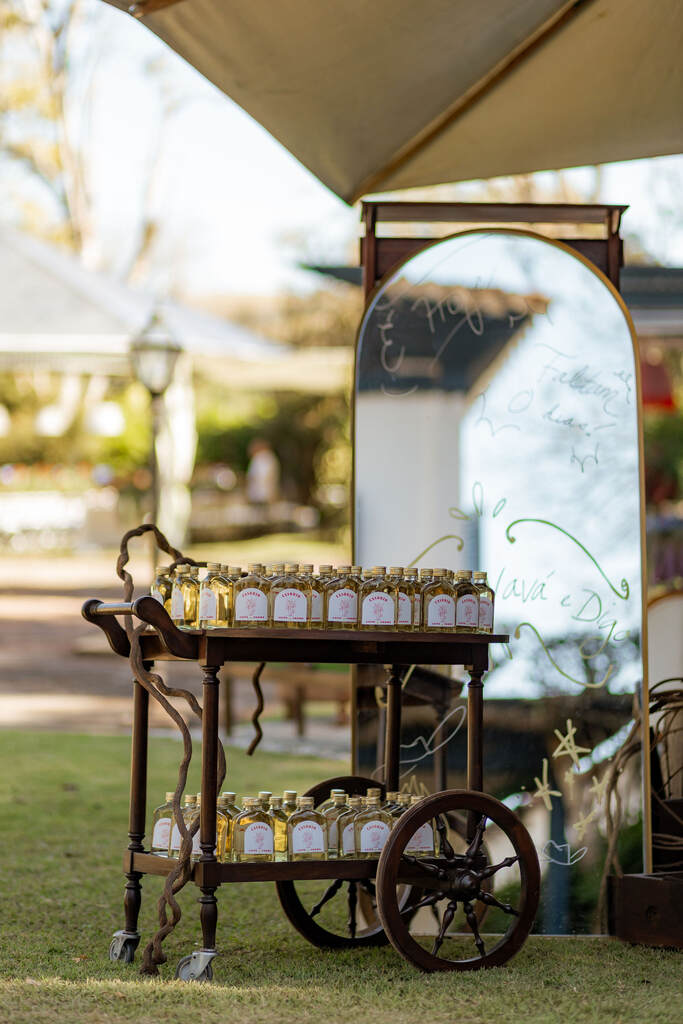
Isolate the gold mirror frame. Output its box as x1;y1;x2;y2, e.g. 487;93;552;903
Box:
350;226;652;873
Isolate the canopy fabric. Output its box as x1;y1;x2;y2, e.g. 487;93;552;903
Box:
108;0;683;203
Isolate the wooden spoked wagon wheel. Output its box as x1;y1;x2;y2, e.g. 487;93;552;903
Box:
376;790;540;971
275;775;412;948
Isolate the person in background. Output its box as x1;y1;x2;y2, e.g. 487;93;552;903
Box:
246;438;280;510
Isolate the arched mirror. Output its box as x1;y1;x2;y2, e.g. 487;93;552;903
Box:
353;229;648;934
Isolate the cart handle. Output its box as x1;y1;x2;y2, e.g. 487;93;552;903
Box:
81;596;198;660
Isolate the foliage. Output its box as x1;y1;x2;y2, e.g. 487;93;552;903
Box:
0;731;679;1024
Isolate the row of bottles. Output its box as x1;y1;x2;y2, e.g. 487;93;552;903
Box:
151;787;435;863
152;563;495;634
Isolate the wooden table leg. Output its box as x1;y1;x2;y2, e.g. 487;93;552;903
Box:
199;665;220;951
124;672;149;935
466;660;485;841
384;665;402;792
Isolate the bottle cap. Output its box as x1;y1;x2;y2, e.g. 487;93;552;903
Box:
366;796;380;806
258;791;272;800
338;565;352;573
371;566;386;574
299;796;315;808
207;562;221;571
183;793;196;805
196;793;202;804
283;790;297;800
399;793;411;805
270;796;283;807
348;796;362;806
176;564;190;574
242;796;255;806
434;568;448;577
366;787;381;798
300;564;314;573
473;571;487;580
318;564;333;573
410;795;423;805
388;567;404;575
404;568;418;577
189;566;199;577
419;568;432;577
247;563;262;574
156;566;171;575
456;569;472;579
221;792;237;802
386;791;398;801
333;792;348;803
351;566;362;574
165;791;175;802
228;567;242;575
284;562;299;573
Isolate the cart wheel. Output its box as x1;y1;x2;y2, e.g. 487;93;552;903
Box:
108;930;140;963
276;775;402;948
376;790;540;971
175;954;214;982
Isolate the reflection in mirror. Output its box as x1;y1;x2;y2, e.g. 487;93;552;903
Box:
353;230;646;934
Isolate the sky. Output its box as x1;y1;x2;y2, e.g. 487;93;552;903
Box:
10;1;683;297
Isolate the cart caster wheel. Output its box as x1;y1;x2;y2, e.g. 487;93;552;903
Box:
376;790;540;972
174;951;217;982
109;930;140;963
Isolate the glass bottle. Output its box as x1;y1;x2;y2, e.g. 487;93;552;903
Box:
403;568;418;627
422;568;456;631
415;568;433;629
269;795;289;861
390;792;412;821
233;797;274;861
287;796;327;860
282;790;298;816
179;565;200;629
454;569;480;633
151;567;173;614
365;787;382;802
233;563;270;628
218;793;241;861
151;791;174;856
474;571;495;634
198;563;231;629
353;796;393;859
193;794;229;862
270;562;311;628
170;565;189;627
296;564;320;626
258;790;273;811
168;793;197;857
266;562;284;581
324;565;359;629
359;567;397;631
383;790;400;812
338;796;363;858
389;567;414;632
318;787;347;815
404;795;436;857
323;792;349;858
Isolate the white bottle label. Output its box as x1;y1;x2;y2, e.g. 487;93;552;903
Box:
361;592;395;627
234;588;268;622
360;819;390;853
311;589;322;622
427;594;455;628
171;587;184;619
192;829;201;856
327;588;358;624
456;593;479;627
291;820;325;855
199;587;217;620
151;590;164;605
273;588;307;623
243;821;274;855
152;816;171;850
405;821;434;854
398;591;412;625
414;593;421;627
342;821;356;856
169;822;181;853
479;595;493;630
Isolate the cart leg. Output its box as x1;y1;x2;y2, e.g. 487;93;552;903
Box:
111;671;149;963
199;665;220;951
466;661;484;841
384;665;402;792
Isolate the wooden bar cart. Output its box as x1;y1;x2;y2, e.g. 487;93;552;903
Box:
83;594;540;978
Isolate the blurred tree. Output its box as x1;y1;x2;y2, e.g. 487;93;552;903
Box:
0;0;180;278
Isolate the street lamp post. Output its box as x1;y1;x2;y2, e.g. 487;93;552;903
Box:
129;310;182;529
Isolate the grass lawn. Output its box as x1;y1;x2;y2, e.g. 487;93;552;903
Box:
0;731;679;1024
